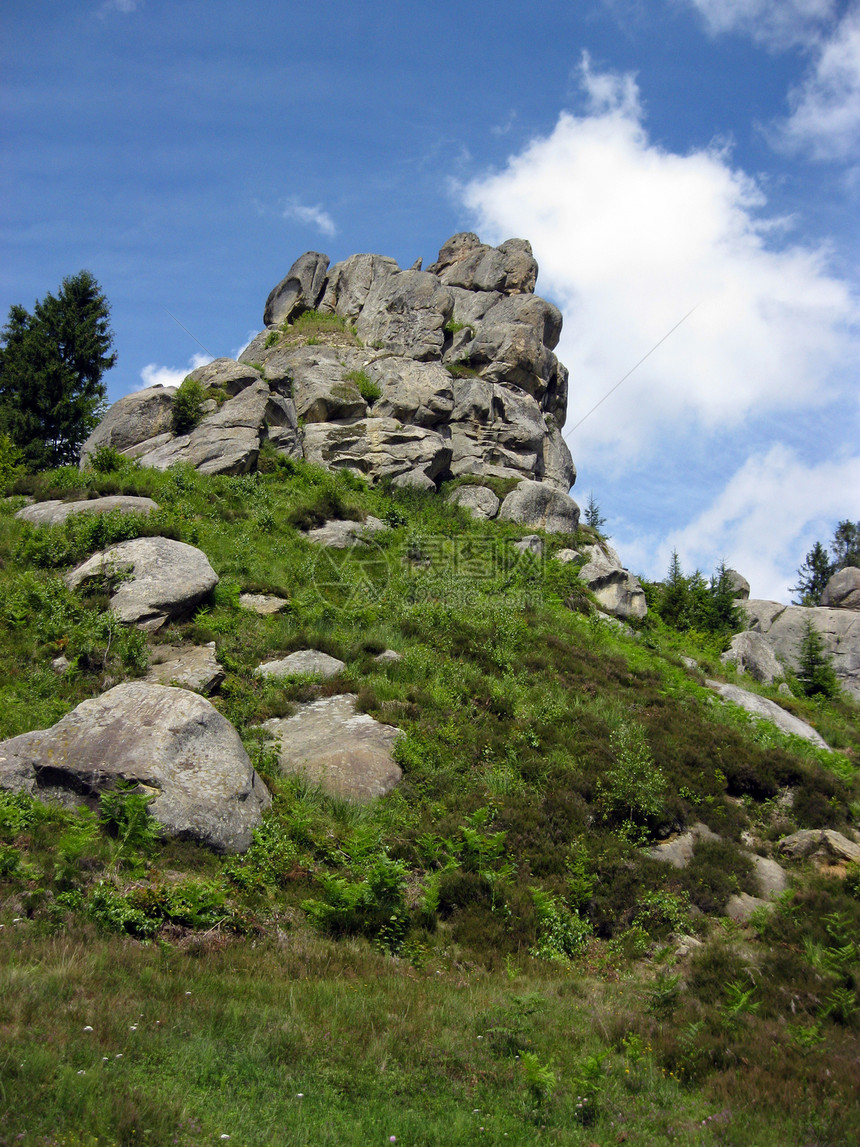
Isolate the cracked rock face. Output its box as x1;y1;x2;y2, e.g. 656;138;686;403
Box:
79;234;577;503
0;683;271;853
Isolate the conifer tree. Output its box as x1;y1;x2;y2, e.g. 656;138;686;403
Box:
795;617;839;699
0;271;116;469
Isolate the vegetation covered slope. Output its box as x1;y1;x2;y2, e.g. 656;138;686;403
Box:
1;452;859;1146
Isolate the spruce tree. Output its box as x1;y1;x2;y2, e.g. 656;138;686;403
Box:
795;618;839;699
0;271;116;469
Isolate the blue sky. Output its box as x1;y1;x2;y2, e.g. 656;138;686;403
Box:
3;0;859;600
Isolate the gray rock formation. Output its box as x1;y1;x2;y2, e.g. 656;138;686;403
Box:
79;234;577;499
144;642;225;694
577;542;648;621
16;496;157;528
821;567;860;611
264;251;330;326
257;650;345;679
740;599;860;699
0;682;270;852
705;679;830;749
262;694;401;801
720;631;785;685
779;829;860;866
65;537;218;631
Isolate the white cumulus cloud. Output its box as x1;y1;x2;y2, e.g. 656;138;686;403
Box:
459;55;856;468
685;0;837;48
666;445;860;600
457;55;859;598
98;0;141;15
281;199;336;237
138;352;212;390
779;5;860;158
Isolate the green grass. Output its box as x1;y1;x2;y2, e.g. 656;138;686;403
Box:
1;457;859;1144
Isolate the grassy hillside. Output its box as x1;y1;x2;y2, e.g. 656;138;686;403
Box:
1;453;859;1146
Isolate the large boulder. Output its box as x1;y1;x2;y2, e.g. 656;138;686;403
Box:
446;485;500;520
578;543;647;621
740;599;860;699
0;683;271;853
706;679;830;749
498;480;580;534
65;537;218;631
262;694;401;801
428;233;538;295
283;346;368;423
263;251;330;326
15;496;157;528
726;569;750;600
721;631;785;684
821;567;860;611
80;386;176;464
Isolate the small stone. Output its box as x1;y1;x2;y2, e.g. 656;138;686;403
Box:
239;593;289;615
374;649;402;664
257;650;345;679
513;534;543;556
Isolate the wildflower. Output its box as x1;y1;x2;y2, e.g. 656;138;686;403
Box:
77;1070;85;1075
83;1026;93;1032
296;1093;303;1099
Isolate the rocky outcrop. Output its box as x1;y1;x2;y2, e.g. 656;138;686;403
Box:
576;542;647;621
706;679;830;749
16;496;157;528
740;599;860;699
80;234;577;502
779;829;860;866
262;694;401;802
65;537;218;631
0;683;271;852
721;631;785;685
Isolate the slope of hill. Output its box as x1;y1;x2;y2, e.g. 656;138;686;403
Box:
1;452;859;1146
